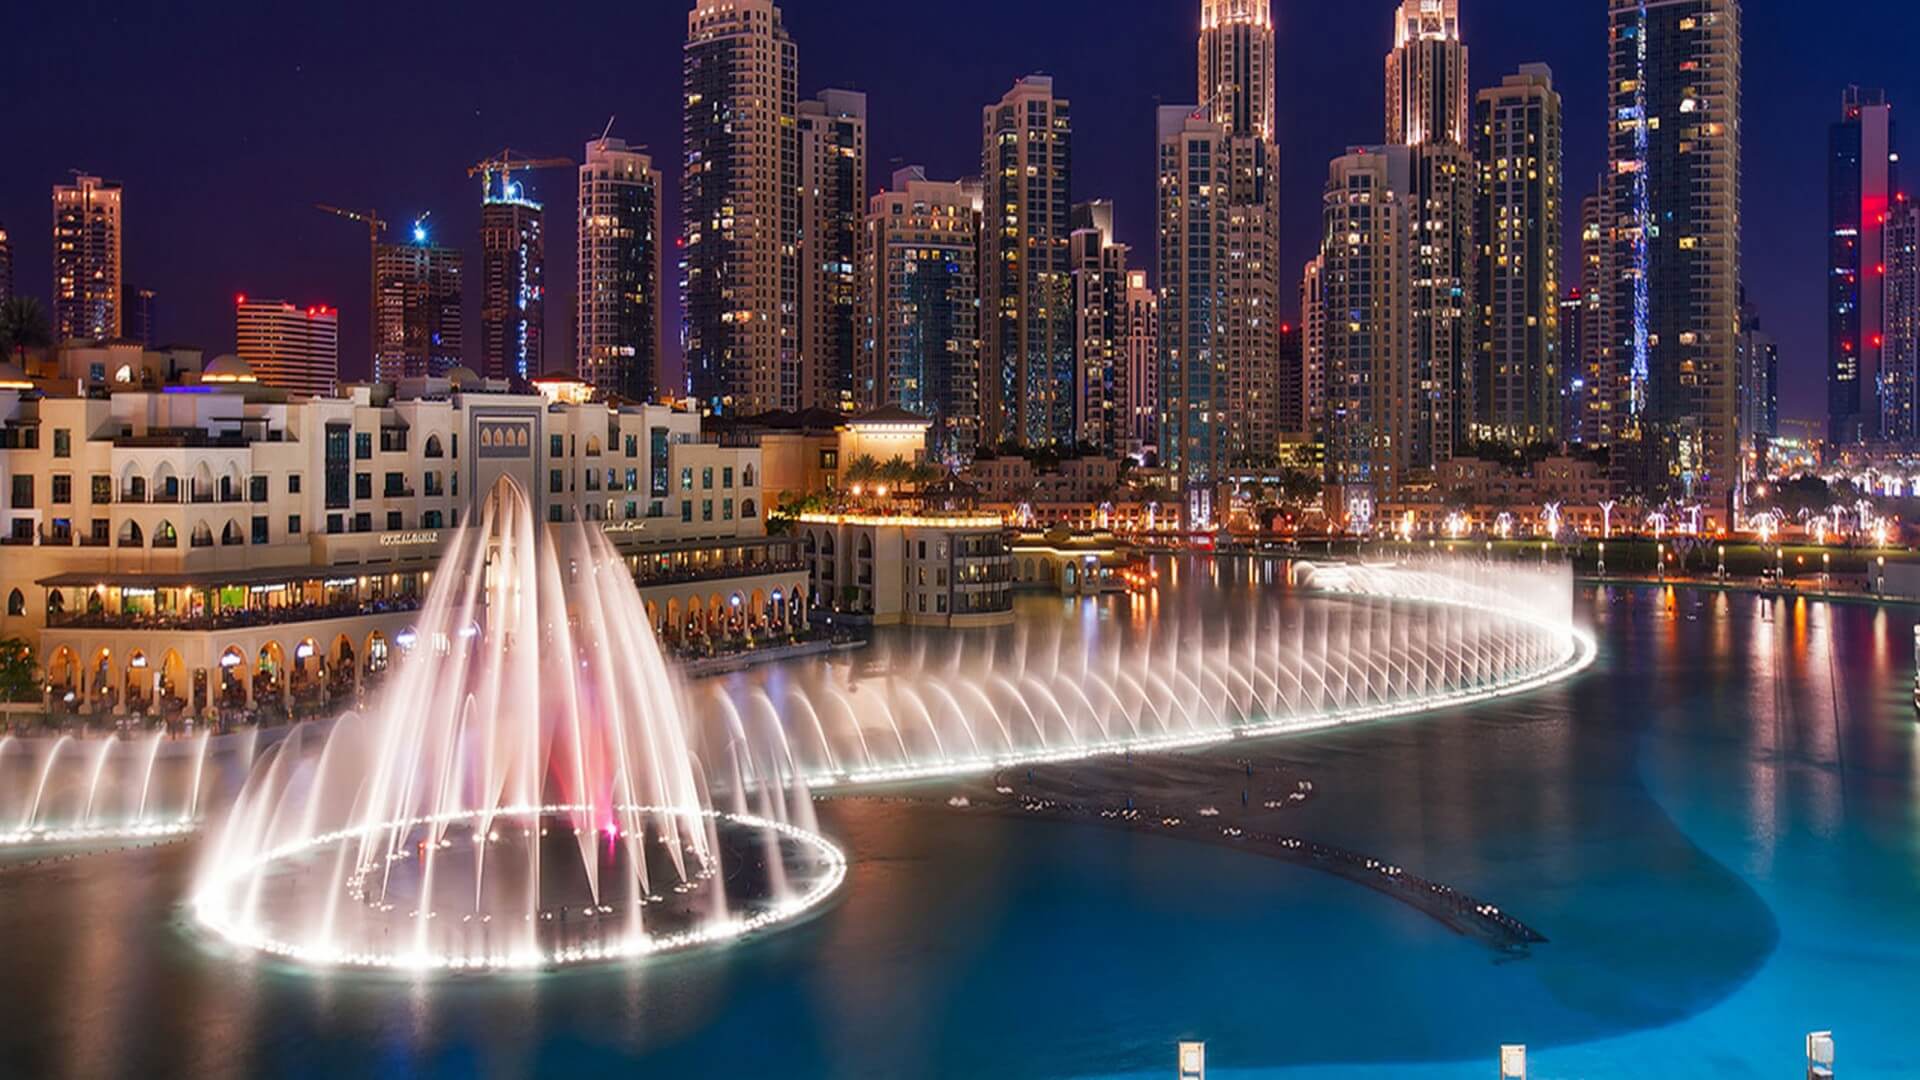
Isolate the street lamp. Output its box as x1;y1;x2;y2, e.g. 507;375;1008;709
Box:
1658;542;1666;581
1822;552;1830;590
1717;545;1726;580
1597;541;1607;577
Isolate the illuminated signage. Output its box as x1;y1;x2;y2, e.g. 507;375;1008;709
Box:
380;531;441;548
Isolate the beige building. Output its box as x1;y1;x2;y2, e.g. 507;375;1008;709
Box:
797;511;1012;628
0;344;803;719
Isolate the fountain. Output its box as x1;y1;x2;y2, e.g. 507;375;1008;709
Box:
0;728;211;846
697;558;1594;788
193;479;844;973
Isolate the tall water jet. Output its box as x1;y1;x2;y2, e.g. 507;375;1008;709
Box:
193;479;844;973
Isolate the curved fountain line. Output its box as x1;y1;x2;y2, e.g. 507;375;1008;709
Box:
191;803;846;973
802;593;1598;790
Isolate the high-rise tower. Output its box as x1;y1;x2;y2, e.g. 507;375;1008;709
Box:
52;174;122;341
982;75;1074;448
1829;86;1897;444
375;227;464;382
577;136;664;403
1606;0;1742;509
1199;0;1275;141
798;89;868;413
1070;201;1131;455
860;167;983;458
0;222;12;307
1385;0;1472;468
480;188;544;383
683;0;799;415
1474;64;1563;445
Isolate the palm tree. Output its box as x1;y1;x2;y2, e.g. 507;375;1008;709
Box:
844;455;880;487
0;297;53;360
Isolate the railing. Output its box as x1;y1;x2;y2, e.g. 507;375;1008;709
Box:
46;596;425;633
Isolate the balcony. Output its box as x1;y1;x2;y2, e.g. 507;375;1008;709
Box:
46;595;425;634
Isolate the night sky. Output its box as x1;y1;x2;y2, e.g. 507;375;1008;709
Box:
3;0;1915;424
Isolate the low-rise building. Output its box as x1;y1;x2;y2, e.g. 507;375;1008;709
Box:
795;510;1013;627
1;343;800;720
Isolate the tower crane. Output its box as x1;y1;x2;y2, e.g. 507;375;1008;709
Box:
466;149;572;203
313;204;388;372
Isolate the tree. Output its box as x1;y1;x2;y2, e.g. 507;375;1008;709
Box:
0;297;53;361
844;455;880;487
0;638;39;704
876;456;913;488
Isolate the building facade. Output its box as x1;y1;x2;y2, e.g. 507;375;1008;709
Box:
480;194;545;383
982;75;1074;449
577;136;664;404
797;511;1013;628
235;299;339;397
52;175;122;341
683;0;799;415
1321;145;1413;524
798;89;868;414
1300;255;1326;441
0;223;13;307
1386;0;1472;469
1575;188;1612;445
1885;194;1920;445
374;238;464;383
1123;270;1158;460
1829;86;1896;444
1070;201;1130;455
1473;64;1563;445
859;168;983;460
1604;0;1742;511
0;344;796;718
1736;287;1780;453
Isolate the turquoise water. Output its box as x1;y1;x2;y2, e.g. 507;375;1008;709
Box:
0;573;1915;1077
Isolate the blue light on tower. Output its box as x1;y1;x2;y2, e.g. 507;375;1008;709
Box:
413;224;428;244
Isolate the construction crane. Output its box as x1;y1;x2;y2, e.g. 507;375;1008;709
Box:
314;204;388;372
466;149;572;204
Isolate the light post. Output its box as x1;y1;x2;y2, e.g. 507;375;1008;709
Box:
1597;541;1607;578
1822;552;1830;591
1717;545;1726;581
1777;547;1786;585
1657;542;1666;582
1877;554;1888;595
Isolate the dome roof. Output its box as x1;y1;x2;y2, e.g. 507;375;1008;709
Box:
202;354;257;382
446;365;481;389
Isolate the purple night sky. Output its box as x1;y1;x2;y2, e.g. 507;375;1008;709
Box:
3;0;1915;424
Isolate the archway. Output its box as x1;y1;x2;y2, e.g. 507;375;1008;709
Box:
256;641;286;706
46;646;79;706
329;634;356;695
124;650;152;712
222;520;245;546
118;520;144;548
159;650;186;714
291;637;323;702
87;648;115;712
218;646;247;707
365;631;390;682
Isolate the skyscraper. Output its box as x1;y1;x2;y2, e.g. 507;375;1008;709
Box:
52;174;122;341
1070;200;1131;455
1605;0;1742;509
236;297;339;397
577;136;664;403
1322;145;1414;522
1300;255;1326;441
1385;0;1472;469
480;186;545;383
1829;86;1897;444
799;89;868;414
1559;287;1587;441
0;223;12;306
1735;286;1778;454
1157;0;1282;519
1473;63;1563;445
375;232;464;382
1882;194;1920;444
683;0;798;415
1576;188;1611;445
982;75;1074;449
860;167;983;458
1199;0;1275;141
1276;321;1304;435
1124;270;1159;459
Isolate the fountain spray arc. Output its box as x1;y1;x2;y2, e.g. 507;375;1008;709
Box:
193;478;844;973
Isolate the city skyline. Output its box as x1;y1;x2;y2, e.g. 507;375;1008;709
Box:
1;0;1914;424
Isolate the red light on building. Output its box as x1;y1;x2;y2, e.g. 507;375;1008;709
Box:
235;293;248;306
